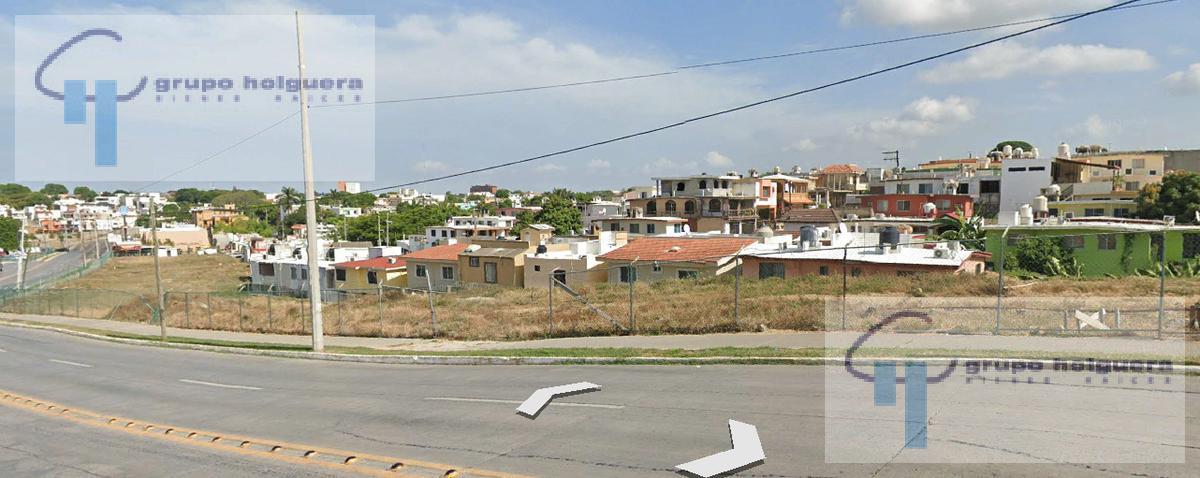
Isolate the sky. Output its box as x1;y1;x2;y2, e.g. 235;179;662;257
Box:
1;0;1198;194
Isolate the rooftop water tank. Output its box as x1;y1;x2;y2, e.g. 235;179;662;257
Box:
880;226;900;248
799;226;819;246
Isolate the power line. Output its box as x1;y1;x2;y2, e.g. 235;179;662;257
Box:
315;0;1174;108
134;0;1172;193
358;0;1146;195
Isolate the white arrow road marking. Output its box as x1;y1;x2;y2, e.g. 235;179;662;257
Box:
1075;310;1110;330
178;379;262;391
48;359;92;368
675;420;765;478
0;347;7;353
425;396;623;409
516;382;601;418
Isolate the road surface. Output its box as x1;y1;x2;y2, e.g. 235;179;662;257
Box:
0;325;1194;477
0;238;108;288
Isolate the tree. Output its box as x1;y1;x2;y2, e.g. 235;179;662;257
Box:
1136;171;1200;223
527;189;582;235
0;217;22;252
993;140;1033;153
210;190;266;208
172;188;206;204
933;211;984;250
73;186;98;201
215;217;274;237
1008;237;1081;277
40;183;68;196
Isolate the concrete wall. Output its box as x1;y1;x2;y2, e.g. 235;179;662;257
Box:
984;228;1200;276
525;256;606;289
458;255;524;288
406;260;459;291
742;256;985;279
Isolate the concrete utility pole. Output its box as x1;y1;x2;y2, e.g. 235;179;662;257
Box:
149;200;166;341
16;228;26;290
296;11;324;351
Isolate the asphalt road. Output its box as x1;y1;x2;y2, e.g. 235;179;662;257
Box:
0;238;107;288
0;325;1194;477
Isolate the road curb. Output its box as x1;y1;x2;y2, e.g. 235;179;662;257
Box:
1;320;1196;371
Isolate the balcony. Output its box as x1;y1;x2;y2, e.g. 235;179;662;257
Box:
725;209;759;220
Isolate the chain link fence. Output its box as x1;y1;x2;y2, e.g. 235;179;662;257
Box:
1;232;1198;340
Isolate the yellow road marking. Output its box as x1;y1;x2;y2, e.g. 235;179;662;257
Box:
0;388;533;478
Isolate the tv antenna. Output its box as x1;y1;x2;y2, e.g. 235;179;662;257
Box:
882;150;900;169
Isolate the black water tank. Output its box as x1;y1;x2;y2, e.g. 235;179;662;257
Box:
799;226;818;245
536;244;548;255
880;226;900;247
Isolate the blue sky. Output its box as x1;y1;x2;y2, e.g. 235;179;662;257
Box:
2;0;1199;194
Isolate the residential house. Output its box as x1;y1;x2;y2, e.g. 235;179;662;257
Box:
470;184;499;195
579;199;624;232
334;256;407;290
1045;181;1137;219
776;208;842;234
814;164;867;207
597;236;757;283
193;204;244;229
425;215;517;244
743;232;989;279
858;193;974;218
337;181;362;193
525;231;628;289
404;242;472;291
458;225;558;288
141;224;210;252
983;217;1200;276
595;214;688;235
624;171;780;233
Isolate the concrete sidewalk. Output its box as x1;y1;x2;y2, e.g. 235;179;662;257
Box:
1;312;1189;358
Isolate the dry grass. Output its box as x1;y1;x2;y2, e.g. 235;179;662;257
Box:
6;254;1197;341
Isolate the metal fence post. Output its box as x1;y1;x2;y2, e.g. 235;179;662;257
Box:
238;294;244;331
425;273;438;337
1158;230;1166;339
628;266;636;334
75;289;80;317
733;256;741;326
547;274;554;337
336;291;343;335
841;245;848;331
184;292;191;328
377;283;385;337
995;227;1009;335
267;292;273;331
206;293;213;329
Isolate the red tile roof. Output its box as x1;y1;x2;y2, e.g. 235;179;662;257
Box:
334;256;406;270
598;237;756;264
400;242;470;262
819;164;863;174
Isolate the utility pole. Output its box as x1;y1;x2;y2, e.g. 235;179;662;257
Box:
150;200;166;341
296;11;324;352
76;210;88;268
16;227;26;290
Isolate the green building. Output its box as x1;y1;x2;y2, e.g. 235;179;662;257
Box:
983;220;1200;276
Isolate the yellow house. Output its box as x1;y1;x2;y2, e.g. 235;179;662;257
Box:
333;255;407;290
459;225;560;288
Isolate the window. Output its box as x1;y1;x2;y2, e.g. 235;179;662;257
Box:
684;201;695;215
1184;233;1200;259
1149;170;1157;176
415;265;427;277
335;269;346;281
665;200;677;213
677;270;699;279
1113;208;1131;218
938;199;951;210
762;186;771;197
1048;208;1059;217
758;263;785;279
895;184;910;194
301;268;308;280
1007;167;1027;172
876;200;889;211
956;183;969;194
1125;181;1140;192
442;266;455;280
652;262;662;272
534;265;541;272
1107;159;1122;168
619;265;637;283
708;199;721;213
1084;208;1105;217
483;262;497;283
646;201;657;214
1125;168;1133;175
290;267;298;280
1132;158;1146;169
646;224;657;234
1028;166;1045;171
819;265;830;276
897;200;911;211
698;180;707;189
609;222;620;231
851;267;862;277
676;182;685;192
469;256;480;267
629;223;641;234
980;181;1000;194
367;271;378;284
673;224;684;233
1061;236;1085;250
258;263;275;276
1097;234;1118;250
918;184;933;194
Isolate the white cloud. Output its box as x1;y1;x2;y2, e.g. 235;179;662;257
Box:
533;163;566;172
782;138;818;153
839;0;1112;30
411;160;449;172
1067;114;1119;140
587;159;611;170
847;96;975;144
704;151;734;167
921;42;1154;83
641;157;698;175
1163;63;1200;95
